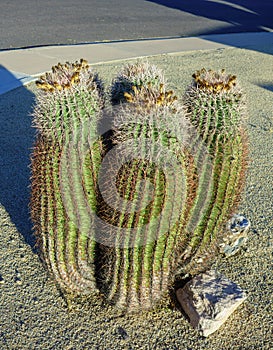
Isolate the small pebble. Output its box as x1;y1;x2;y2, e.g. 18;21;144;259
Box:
15;277;22;285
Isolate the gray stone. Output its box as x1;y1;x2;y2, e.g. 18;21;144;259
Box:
220;214;251;256
176;270;247;337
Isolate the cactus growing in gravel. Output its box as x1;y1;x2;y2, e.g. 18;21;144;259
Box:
177;68;248;276
97;62;211;310
30;61;247;312
102;63;181;309
31;59;104;296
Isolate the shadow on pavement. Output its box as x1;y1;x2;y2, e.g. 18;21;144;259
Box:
146;0;273;55
0;65;36;248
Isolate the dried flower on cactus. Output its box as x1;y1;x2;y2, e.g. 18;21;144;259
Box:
35;58;97;92
192;68;237;94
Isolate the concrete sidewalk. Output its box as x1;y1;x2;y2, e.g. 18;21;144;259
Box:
0;32;272;95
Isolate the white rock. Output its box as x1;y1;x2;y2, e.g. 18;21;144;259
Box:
176;270;247;337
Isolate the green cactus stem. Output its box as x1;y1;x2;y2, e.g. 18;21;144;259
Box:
178;68;248;276
99;62;198;310
31;59;104;297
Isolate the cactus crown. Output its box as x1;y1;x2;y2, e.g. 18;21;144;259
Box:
111;61;166;104
111;61;181;115
119;61;165;88
35;58;100;93
123;83;178;111
33;59;104;139
192;68;237;94
186;68;245;134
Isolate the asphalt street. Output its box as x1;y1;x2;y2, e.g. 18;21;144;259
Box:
1;0;272;50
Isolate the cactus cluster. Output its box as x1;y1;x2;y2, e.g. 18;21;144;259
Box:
30;60;247;311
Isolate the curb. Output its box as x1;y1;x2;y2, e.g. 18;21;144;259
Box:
0;32;272;95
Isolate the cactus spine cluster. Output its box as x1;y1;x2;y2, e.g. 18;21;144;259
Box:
31;61;247;311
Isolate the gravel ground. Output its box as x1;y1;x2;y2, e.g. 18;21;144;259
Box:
0;46;272;349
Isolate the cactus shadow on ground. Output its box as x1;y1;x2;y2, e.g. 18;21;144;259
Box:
256;84;273;93
0;66;35;248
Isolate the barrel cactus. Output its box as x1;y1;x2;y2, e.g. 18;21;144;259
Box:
98;62;194;310
177;68;248;276
31;59;104;297
30;61;247;312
